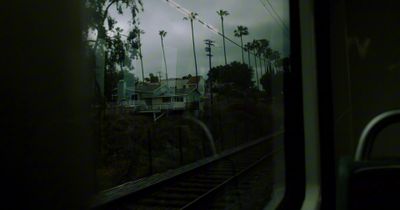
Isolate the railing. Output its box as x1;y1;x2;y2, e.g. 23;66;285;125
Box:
136;102;186;112
109;99;202;112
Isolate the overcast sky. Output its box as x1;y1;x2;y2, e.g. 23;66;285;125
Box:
110;0;290;80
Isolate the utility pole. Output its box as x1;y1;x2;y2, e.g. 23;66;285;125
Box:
204;39;215;105
138;31;145;83
191;18;199;91
159;30;169;87
157;71;162;84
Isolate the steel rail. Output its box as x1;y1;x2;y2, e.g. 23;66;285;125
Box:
181;145;284;209
91;131;283;209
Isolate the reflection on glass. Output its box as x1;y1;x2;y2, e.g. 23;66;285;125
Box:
84;0;289;208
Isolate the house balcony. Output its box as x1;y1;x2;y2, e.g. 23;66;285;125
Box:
127;100;187;112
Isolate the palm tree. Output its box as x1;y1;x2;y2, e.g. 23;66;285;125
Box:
217;10;229;65
257;39;270;74
131;27;145;82
184;12;199;90
234;26;249;63
159;30;169;86
245;42;256;88
264;47;273;73
244;42;252;68
271;50;281;74
251;40;260;89
253;40;264;76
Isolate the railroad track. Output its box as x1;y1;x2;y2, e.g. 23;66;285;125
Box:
91;131;284;210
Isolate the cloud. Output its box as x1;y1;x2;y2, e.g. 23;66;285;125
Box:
110;0;290;79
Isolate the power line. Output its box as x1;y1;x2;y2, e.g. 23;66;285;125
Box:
259;0;289;34
265;0;289;31
161;0;271;59
258;0;289;36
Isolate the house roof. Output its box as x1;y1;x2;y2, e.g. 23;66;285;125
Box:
139;87;198;99
161;78;185;81
175;87;197;95
135;83;161;92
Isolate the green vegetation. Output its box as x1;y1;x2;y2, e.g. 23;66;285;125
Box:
260;72;283;99
208;61;254;92
145;73;159;83
217;9;230;65
183;12;200;85
84;0;143;102
96;111;213;190
234;25;249;63
83;2;289;192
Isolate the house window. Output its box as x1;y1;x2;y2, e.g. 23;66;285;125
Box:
131;94;138;100
162;97;171;103
145;99;152;106
175;97;184;102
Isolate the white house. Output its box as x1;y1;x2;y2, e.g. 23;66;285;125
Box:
118;81;201;112
160;76;206;96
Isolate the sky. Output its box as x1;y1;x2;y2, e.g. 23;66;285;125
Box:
109;0;290;80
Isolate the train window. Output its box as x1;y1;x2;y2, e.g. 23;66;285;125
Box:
84;0;290;209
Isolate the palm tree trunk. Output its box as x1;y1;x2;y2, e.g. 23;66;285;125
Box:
254;52;259;90
208;47;213;105
272;61;276;74
161;37;168;86
240;36;244;64
138;32;145;82
269;61;273;74
221;17;227;65
190;19;199;90
247;50;251;68
264;59;267;74
91;0;117;106
120;63;124;80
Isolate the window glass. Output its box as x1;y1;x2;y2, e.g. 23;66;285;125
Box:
84;0;289;208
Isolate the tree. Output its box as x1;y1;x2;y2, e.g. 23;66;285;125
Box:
257;39;270;75
244;42;258;89
271;50;281;73
183;12;199;90
217;10;229;65
264;47;273;73
148;73;159;83
84;0;143;52
261;71;283;98
207;62;254;91
128;27;145;82
103;28;127;102
84;0;143;103
234;26;249;64
251;40;261;89
260;72;272;96
182;74;193;79
114;28;126;74
282;56;290;72
244;42;252;69
159;30;169;85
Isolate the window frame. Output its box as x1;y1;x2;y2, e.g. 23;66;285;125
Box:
276;0;308;209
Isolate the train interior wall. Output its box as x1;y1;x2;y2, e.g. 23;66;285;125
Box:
331;0;400;161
